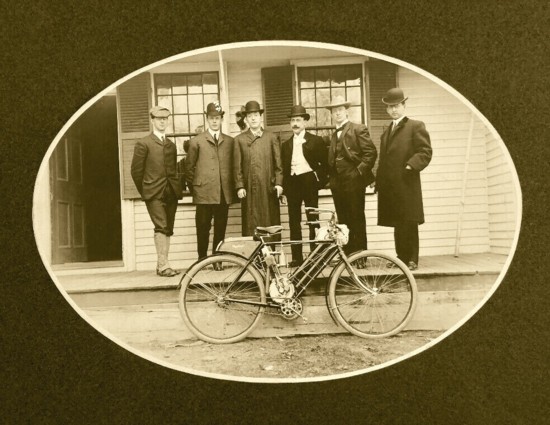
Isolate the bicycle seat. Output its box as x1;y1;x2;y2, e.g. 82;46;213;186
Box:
255;225;283;235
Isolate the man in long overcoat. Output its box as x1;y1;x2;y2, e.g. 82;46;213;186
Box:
131;106;183;277
185;101;235;264
281;105;328;267
327;97;377;255
376;88;433;270
234;100;283;236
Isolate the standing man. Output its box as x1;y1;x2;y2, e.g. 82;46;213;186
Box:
377;88;432;270
234;100;283;236
131;106;183;277
185;101;235;267
281;105;328;267
326;97;377;255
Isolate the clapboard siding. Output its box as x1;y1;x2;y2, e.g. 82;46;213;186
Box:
485;130;517;254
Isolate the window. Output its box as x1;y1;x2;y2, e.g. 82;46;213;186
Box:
298;64;364;138
154;72;220;156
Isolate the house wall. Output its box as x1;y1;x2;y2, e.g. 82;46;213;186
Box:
131;63;515;271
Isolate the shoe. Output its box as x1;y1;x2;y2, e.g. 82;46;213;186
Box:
213;262;223;271
407;261;418;271
288;260;303;268
157;268;179;277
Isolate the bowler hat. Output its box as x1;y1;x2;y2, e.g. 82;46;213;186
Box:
204;101;225;117
243;100;264;115
287;105;310;120
382;88;408;105
149;105;171;118
325;96;351;110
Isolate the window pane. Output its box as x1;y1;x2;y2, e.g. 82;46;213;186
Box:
190;115;204;133
203;73;218;93
203;93;218;108
172;75;187;95
348;106;362;123
188;75;202;94
316;88;330;107
157;95;172;111
315;68;330;88
301;89;315;107
317;108;331;127
156;75;172;95
188;94;203;113
306;108;316;128
331;67;346;87
173;115;189;133
173;95;188;114
347;66;361;86
347;87;362;105
331;87;345;101
299;68;314;89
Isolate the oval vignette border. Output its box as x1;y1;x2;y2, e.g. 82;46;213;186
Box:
32;40;522;384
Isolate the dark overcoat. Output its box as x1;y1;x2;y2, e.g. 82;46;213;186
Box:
131;133;183;201
376;117;432;226
184;131;235;204
327;121;377;188
234;129;283;236
281;131;328;189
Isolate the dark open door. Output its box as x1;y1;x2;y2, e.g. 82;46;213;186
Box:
50;129;88;264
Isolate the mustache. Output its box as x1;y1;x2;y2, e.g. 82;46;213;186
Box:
291;126;300;129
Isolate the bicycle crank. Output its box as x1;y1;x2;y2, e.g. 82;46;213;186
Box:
279;298;306;322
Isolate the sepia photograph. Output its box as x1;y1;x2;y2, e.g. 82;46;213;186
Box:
32;41;520;382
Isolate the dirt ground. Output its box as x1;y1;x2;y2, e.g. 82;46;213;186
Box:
131;330;442;380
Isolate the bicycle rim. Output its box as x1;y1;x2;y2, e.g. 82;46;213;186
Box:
328;251;417;338
179;254;265;344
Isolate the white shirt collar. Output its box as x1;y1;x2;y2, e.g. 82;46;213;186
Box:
153;130;166;141
293;129;306;141
208;129;220;139
393;116;406;126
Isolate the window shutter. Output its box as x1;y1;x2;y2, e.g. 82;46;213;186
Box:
117;72;151;199
367;60;397;120
261;66;294;128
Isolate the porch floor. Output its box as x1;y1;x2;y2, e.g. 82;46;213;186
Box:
57;252;508;294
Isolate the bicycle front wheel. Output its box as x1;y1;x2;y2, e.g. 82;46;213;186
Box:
179;254;266;344
328;251;417;338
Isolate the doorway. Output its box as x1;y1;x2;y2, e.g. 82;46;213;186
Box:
50;96;122;265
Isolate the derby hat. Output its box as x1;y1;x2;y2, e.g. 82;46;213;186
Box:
204;101;225;117
325;96;351;110
243;100;264;115
287;105;310;120
149;105;171;118
382;88;408;105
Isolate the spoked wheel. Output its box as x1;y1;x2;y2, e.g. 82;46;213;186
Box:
328;251;417;338
179;254;266;344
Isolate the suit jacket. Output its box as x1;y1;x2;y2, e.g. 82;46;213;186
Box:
184;131;235;204
328;121;377;187
281;131;328;189
376;117;432;226
131;133;183;201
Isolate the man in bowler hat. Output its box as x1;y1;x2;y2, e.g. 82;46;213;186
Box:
234;100;283;236
326;97;377;255
185;101;235;268
376;88;432;270
281;105;328;267
131;106;183;277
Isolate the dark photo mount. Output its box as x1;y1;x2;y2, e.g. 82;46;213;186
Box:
2;1;549;424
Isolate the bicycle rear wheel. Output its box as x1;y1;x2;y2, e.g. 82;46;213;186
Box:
179;254;266;344
328;251;417;338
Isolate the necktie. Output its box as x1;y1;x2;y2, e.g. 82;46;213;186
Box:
161;135;165;142
214;134;218;145
335;125;345;133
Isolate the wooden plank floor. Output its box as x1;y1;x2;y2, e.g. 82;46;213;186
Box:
57;252;508;294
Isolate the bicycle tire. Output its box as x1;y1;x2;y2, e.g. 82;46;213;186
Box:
179;254;266;344
328;251;417;338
